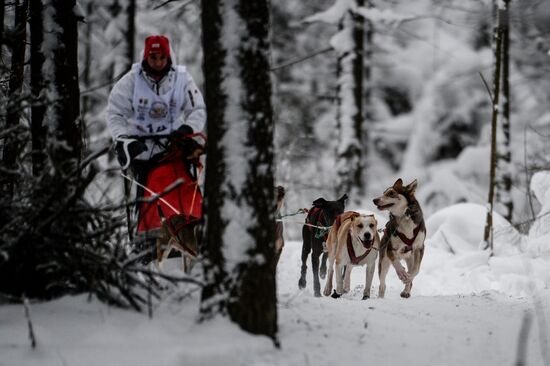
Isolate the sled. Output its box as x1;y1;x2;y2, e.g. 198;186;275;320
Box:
122;133;205;261
136;150;203;233
137;133;205;232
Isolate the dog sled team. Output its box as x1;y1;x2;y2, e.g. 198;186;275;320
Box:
298;178;426;300
107;34;425;299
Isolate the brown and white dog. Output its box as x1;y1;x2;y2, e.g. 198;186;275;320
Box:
323;211;380;300
373;179;425;298
155;206;199;273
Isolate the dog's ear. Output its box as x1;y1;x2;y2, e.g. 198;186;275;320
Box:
406;179;418;194
338;193;348;203
312;198;327;207
393;178;403;188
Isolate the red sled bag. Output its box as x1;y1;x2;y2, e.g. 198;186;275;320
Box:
136;152;202;234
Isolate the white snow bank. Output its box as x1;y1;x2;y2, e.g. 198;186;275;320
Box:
528;171;550;248
418;202;550;297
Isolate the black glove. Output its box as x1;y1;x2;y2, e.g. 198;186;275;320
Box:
170;124;194;140
169;125;203;158
115;137;147;169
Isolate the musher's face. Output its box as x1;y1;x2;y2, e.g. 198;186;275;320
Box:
147;52;168;71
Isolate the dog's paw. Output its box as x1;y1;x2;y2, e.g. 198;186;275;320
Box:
298;278;306;289
331;290;341;299
400;291;411;298
396;269;410;283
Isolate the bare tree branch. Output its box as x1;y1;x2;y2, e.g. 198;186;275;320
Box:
271;47;333;71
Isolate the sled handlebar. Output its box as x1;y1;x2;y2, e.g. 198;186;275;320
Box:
125;132;207;142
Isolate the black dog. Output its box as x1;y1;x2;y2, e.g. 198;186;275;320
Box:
298;194;348;297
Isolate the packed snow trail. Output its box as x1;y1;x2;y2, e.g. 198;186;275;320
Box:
1;237;548;366
272;240;548;366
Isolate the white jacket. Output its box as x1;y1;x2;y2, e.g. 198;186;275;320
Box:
106;64;206;158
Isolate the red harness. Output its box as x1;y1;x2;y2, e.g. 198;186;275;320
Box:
346;232;373;265
306;207;330;240
386;225;422;247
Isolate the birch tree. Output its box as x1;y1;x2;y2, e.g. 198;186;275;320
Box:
200;0;278;343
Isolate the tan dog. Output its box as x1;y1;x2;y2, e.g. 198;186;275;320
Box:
373;179;426;298
323;211;380;300
155;206;199;273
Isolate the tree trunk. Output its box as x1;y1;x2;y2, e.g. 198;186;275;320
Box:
43;0;82;169
496;0;512;222
335;1;365;203
201;0;278;344
2;0;28;196
81;2;93;117
30;0;46;176
483;6;504;253
364;0;373;123
200;0;227;318
126;0;135;71
0;0;4;55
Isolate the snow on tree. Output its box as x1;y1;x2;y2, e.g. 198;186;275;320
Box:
306;0;366;203
495;0;513;222
200;0;278;343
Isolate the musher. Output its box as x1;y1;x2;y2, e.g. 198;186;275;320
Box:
106;35;206;262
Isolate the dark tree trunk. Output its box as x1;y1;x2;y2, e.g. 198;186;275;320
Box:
0;0;4;54
351;0;365;197
30;0;46;176
126;0;136;71
48;0;82;168
364;0;373;140
227;0;277;341
335;19;343;137
2;0;28;196
483;6;504;253
498;0;513;222
201;0;278;344
81;2;93;117
200;0;228;318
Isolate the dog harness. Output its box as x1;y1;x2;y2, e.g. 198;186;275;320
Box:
385;225;422;248
157;203;200;257
305;207;331;240
346;233;374;265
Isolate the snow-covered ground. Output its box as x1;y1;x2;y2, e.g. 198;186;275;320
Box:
2;200;550;366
